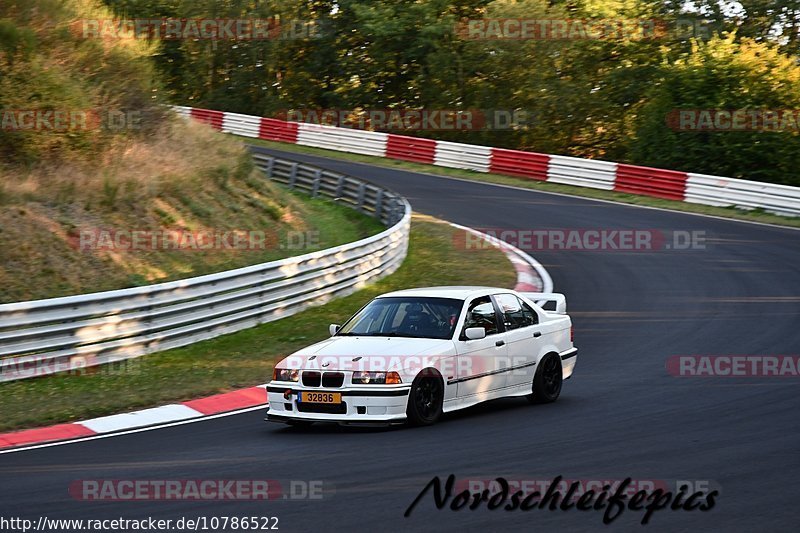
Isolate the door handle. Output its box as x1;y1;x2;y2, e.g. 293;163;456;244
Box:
533;331;542;338
495;340;505;347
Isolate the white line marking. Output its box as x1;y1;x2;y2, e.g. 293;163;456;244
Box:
0;405;267;455
79;404;204;434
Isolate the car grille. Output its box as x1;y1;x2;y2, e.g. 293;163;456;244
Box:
301;371;344;387
322;372;344;388
296;402;347;414
302;371;321;387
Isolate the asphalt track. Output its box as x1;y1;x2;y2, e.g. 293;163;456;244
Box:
1;146;799;532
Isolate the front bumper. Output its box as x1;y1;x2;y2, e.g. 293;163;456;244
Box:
265;384;411;425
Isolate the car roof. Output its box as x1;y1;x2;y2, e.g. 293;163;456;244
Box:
377;286;513;300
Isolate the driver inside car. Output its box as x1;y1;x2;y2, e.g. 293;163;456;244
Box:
398;303;435;334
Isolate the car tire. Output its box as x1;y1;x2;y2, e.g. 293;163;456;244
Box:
527;353;562;404
406;373;444;426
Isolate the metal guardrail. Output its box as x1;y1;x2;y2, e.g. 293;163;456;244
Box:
434;141;492;173
547;155;617;191
686;173;800;216
296;123;388;157
0;155;411;382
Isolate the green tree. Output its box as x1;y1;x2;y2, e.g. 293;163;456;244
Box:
630;35;800;185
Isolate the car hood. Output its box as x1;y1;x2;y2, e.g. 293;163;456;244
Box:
279;336;456;373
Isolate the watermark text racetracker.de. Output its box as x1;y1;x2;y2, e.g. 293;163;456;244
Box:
72;228;321;253
667;355;800;378
0;357;148;381
1;109;141;132
455;18;715;41
68;479;325;501
279;354;549;381
453;228;707;252
404;475;719;525
73;18;321;40
275;108;535;131
667;109;800;132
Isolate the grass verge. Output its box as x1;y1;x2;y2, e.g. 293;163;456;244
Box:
0;215;516;432
245;137;800;229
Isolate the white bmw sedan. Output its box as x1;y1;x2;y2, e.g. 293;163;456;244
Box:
265;286;577;427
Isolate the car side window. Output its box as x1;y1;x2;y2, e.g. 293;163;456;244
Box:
462;296;499;338
495;293;537;330
517;297;539;326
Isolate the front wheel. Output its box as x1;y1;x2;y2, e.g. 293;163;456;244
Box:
406;373;444;426
527;353;562;404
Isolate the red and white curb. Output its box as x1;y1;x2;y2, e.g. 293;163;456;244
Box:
0;386;267;452
179;105;800;217
0;225;552;453
449;222;552;293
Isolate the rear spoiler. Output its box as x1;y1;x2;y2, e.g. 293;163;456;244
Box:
520;292;567;315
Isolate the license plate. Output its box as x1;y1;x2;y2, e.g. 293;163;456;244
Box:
298;391;342;404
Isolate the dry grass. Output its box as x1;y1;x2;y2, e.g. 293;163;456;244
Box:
1;119;235;204
0;119;384;302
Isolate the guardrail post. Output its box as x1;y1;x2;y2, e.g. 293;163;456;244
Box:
289;163;298;189
264;157;274;178
375;190;384;220
357;183;366;212
393;198;403;225
336;175;345;198
312;170;322;198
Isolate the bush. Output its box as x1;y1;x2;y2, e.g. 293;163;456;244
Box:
630;36;800;185
0;0;166;165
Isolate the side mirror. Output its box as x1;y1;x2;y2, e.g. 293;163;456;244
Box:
329;324;340;336
464;327;486;340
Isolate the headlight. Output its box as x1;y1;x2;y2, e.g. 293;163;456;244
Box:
272;367;300;382
352;371;401;385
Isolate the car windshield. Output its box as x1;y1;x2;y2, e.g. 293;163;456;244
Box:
336;296;464;340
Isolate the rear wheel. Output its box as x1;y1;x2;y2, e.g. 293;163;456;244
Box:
406;373;444;426
527;353;562;404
